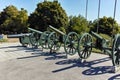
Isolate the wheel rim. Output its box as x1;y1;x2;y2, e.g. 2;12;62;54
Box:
64;32;79;55
29;32;40;47
40;31;50;49
48;32;61;51
78;33;92;59
112;34;120;66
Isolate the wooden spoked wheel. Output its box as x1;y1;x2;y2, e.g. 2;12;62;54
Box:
112;34;120;66
29;32;40;47
64;32;79;55
78;33;92;59
48;32;61;52
40;31;50;49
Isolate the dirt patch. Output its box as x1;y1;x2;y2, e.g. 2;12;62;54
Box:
2;35;19;43
7;38;19;43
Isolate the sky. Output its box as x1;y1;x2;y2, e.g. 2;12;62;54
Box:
0;0;120;24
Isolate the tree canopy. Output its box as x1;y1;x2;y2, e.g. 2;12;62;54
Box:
91;16;120;36
0;2;120;36
67;15;89;34
28;0;68;31
0;5;28;34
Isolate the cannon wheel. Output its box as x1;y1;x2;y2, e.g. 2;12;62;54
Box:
48;32;61;52
64;32;79;55
29;32;40;47
19;37;28;47
78;33;92;59
40;31;50;49
112;34;120;66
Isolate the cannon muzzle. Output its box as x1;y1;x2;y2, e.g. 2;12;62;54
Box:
49;25;65;36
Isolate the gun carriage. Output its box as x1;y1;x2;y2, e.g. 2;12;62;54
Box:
78;31;120;67
48;25;79;55
7;28;51;49
76;0;120;73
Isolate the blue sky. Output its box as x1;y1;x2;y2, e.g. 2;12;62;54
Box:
0;0;120;24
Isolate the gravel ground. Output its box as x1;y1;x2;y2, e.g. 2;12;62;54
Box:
0;42;120;80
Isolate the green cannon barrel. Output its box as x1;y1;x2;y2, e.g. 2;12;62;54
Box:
7;33;31;38
48;25;79;56
90;31;103;40
7;33;31;47
49;25;65;36
28;27;42;34
28;27;45;48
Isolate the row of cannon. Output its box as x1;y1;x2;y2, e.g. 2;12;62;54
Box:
8;25;120;72
8;25;78;55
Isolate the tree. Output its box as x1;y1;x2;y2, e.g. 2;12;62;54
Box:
28;0;68;31
0;5;28;34
0;5;18;34
68;15;89;34
91;16;119;36
15;8;28;33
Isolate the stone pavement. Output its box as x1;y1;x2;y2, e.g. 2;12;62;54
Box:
0;42;120;80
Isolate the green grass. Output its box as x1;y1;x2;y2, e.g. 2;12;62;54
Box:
92;48;102;53
0;39;8;43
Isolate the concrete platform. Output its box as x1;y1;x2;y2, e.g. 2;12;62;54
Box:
0;42;120;80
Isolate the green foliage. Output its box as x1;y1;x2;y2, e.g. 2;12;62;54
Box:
15;8;28;33
59;27;66;34
92;33;111;53
92;48;102;53
28;0;68;31
0;5;28;34
92;33;111;45
91;16;120;36
67;15;89;34
99;33;111;41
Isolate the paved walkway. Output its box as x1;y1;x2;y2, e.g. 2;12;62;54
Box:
0;42;120;80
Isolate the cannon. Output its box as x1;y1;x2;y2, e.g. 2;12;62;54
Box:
78;31;120;71
28;28;51;49
8;28;51;49
7;33;32;47
48;25;79;55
